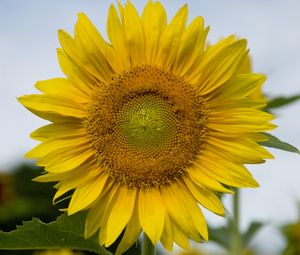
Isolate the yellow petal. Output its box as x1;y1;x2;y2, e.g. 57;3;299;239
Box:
104;186;137;246
53;166;99;204
35;78;91;103
195;160;247;188
186;35;235;82
26;136;88;159
173;223;190;250
33;172;63;183
184;177;225;216
58;30;106;83
209;98;266;111
85;190;111;239
34;160;98;184
207;136;274;163
53;183;72;203
98;184;119;246
76;13;124;73
179;181;208;241
40;147;95;173
161;181;204;241
196;39;248;95
74;14;117;80
160;213;174;252
68;174;108;215
20;106;73;123
18;94;86;119
208;107;274;122
200;150;259;187
30;123;85;141
107;5;130;68
138;188;165;244
208;108;276;133
117;1;124;22
209;121;276;134
30;137;95;173
188;166;234;194
142;1;167;64
57;49;96;91
238;52;252;74
123;2;145;65
116;200;141;255
213;73;266;100
202;35;236;67
173;16;206;76
86;180;115;240
155;4;188;69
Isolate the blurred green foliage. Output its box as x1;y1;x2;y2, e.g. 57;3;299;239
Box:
208;221;264;253
259;133;300;154
281;205;300;255
0;163;142;255
266;94;300;110
0;164;61;231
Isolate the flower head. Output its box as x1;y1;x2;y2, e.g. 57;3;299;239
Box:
19;1;275;254
34;250;83;255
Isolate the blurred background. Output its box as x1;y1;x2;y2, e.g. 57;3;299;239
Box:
0;0;300;254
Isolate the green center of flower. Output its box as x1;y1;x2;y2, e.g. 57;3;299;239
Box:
116;94;176;155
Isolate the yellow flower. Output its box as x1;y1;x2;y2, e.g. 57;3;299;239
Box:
177;249;205;255
19;1;275;254
34;249;83;255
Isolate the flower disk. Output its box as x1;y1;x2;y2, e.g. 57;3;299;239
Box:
19;1;276;255
85;66;207;188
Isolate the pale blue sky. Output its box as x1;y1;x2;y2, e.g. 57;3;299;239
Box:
1;1;300;254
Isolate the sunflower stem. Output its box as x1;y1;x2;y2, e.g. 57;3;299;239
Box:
142;232;155;255
230;188;242;255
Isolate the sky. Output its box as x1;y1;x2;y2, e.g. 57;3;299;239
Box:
0;0;300;254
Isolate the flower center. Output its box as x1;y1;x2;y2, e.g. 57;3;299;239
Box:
116;94;177;156
84;66;207;188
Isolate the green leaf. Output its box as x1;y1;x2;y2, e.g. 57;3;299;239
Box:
241;222;264;247
0;212;112;255
208;226;230;249
266;94;300;110
260;133;300;154
209;222;265;251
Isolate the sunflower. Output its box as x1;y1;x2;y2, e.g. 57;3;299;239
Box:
19;1;275;254
34;250;83;255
